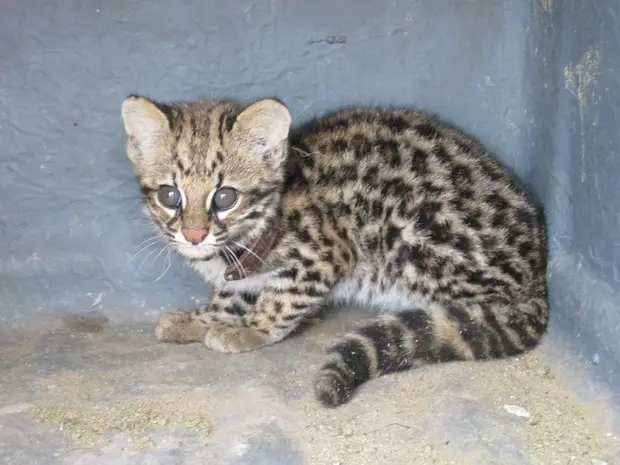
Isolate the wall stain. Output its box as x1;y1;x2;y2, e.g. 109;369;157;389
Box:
541;0;554;14
564;49;601;183
308;35;347;45
62;311;109;333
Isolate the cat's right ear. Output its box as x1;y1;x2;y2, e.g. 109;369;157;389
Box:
121;95;170;163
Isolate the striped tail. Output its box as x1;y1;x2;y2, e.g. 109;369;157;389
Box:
314;296;549;407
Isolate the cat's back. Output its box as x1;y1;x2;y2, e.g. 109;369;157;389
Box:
287;106;530;207
290;106;481;153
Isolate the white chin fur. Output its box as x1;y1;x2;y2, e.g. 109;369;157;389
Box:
175;243;216;259
171;230;218;259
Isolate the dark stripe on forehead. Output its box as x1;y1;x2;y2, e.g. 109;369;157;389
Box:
189;114;199;137
218;109;237;146
172;114;183;144
172;148;191;176
217;111;228;145
207;159;217;177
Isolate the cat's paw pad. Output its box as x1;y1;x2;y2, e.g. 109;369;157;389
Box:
203;324;269;353
155;310;206;343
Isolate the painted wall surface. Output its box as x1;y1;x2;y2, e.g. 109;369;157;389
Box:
0;0;618;391
524;0;620;402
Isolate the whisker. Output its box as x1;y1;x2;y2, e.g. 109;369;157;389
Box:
224;245;245;279
149;242;173;269
291;146;321;158
232;254;248;280
231;240;266;266
136;245;162;271
125;237;162;268
226;245;248;279
165;245;174;268
133;234;161;251
221;247;239;276
154;246;175;282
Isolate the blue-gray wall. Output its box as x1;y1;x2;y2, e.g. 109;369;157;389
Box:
525;0;620;402
1;0;618;392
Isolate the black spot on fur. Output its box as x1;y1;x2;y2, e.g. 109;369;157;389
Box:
362;166;380;185
451;164;473;187
331;139;349;153
351;134;371;156
415;123;441;139
385;224;401;248
384;115;410;133
365;236;380;251
465;211;483;230
381;177;410;197
480;162;505;182
370;200;383;218
415;202;441;229
411;148;429;176
492;212;509;228
303;271;323;283
454;235;472;253
518;242;533;258
240;293;258;305
225;303;245;316
376;139;402;167
422;181;444;198
486;192;509;210
516;207;536;227
432;145;451;165
279;268;299;280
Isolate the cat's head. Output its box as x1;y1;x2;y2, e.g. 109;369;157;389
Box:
121;96;291;261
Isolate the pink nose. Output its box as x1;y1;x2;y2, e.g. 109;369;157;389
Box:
181;228;208;244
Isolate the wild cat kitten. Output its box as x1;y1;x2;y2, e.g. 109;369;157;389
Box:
121;96;548;407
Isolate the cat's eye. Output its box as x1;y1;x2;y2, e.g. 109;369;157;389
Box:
157;185;181;209
212;187;238;211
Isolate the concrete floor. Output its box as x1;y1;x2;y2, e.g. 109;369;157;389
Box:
1;309;619;465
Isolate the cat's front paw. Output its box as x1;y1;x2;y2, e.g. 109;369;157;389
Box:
203;324;270;353
155;310;207;343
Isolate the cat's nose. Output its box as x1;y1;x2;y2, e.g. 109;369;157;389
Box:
181;228;208;245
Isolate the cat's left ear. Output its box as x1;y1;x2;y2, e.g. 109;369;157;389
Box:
233;99;291;163
121;95;170;163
